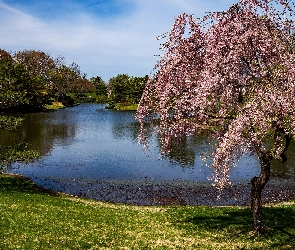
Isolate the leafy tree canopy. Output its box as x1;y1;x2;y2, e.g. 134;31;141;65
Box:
0;49;93;111
108;74;148;104
91;76;107;96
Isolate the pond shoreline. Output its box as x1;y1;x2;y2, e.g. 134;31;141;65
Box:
5;173;295;206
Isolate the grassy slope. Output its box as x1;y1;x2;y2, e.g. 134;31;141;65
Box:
0;173;295;249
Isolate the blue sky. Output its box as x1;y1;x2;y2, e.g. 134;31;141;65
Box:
0;0;238;81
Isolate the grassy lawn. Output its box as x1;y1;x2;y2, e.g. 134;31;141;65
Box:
44;102;65;110
105;103;138;111
0;173;294;249
114;103;138;111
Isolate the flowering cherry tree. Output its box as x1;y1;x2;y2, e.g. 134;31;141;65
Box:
136;0;295;234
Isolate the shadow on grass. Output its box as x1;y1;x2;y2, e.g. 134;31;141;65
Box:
0;173;58;196
173;205;295;248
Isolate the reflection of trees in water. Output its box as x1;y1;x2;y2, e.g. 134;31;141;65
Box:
271;140;295;180
3;104;293;179
163;136;197;167
162;131;214;167
112;118;295;176
112;120;214;167
112;121;140;143
0;112;76;156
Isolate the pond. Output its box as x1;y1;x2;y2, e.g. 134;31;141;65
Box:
1;103;295;205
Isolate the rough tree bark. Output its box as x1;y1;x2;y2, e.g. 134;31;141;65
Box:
251;133;291;235
250;151;272;235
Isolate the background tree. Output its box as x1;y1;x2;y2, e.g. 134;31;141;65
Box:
0;50;25;127
48;60;93;105
0;49;44;112
0;49;23;110
0;48;92;166
128;75;149;104
13;50;57;109
90;76;108;103
136;0;295;235
91;76;107;95
108;74;130;104
108;74;148;105
13;50;93;107
13;50;56;78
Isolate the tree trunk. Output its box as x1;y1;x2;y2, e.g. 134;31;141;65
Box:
250;131;291;235
250;152;271;235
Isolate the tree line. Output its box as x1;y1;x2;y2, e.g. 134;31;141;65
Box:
0;49;94;113
0;49;148;113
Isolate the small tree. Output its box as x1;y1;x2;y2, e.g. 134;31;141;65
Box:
90;76;108;102
128;75;149;104
49;60;93;105
0;49;23;110
91;76;107;96
108;74;148;105
0;49;47;112
13;50;56;78
108;74;131;103
137;0;295;234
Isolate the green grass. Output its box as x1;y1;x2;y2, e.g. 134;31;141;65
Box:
105;103;138;111
1;173;295;249
44;102;65;110
114;103;138;111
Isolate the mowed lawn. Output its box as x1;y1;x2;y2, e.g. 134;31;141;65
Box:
0;173;295;249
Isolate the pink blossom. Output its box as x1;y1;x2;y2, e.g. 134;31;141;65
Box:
136;0;295;191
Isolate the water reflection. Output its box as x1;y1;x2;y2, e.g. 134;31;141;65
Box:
271;139;295;180
1;103;294;184
164;132;214;167
111;113;140;143
0;111;76;156
111;115;213;168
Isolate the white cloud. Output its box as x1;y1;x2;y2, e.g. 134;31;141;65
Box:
0;0;238;81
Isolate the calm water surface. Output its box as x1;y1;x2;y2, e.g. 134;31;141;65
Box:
2;103;294;192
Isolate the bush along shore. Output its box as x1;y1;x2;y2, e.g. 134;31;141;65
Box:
1;173;295;249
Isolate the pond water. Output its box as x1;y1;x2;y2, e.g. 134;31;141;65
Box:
1;103;294;197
